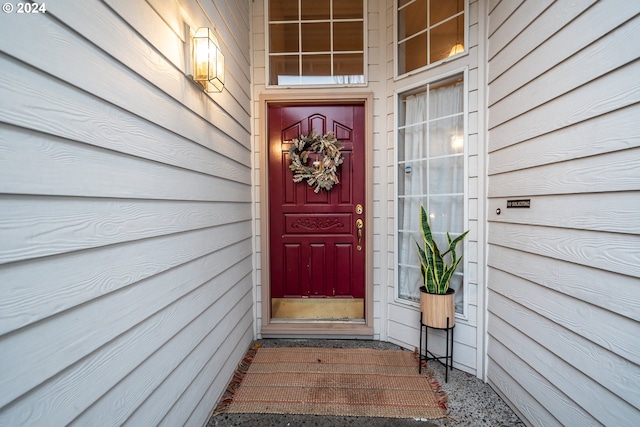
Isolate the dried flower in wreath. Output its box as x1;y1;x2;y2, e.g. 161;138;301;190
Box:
288;131;344;193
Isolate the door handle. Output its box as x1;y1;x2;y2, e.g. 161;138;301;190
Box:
356;218;363;251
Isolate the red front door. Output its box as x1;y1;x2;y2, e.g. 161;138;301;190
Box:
268;104;366;319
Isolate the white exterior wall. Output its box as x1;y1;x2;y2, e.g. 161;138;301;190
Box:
384;0;486;377
486;0;640;425
0;1;253;426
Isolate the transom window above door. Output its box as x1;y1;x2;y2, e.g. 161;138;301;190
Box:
397;0;465;76
267;0;365;86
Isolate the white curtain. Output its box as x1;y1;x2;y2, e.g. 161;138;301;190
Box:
398;81;464;308
398;92;427;301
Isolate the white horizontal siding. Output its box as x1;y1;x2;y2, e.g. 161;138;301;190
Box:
1;246;252;424
488;0;599;84
490;16;640;127
487;359;557;426
490;291;640;410
70;272;253;426
0;198;250;266
488;104;640;175
0;11;249;160
0;125;250;201
489;245;640;322
487;1;640;425
165;311;254;426
489;222;640;278
488;336;595;426
0;1;253;426
489;59;640;152
0;61;250;180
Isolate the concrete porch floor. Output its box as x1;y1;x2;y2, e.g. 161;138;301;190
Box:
208;339;525;427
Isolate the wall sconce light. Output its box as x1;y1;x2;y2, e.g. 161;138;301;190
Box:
192;27;224;92
449;14;464;57
448;43;464;57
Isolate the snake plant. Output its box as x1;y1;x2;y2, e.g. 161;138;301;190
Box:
415;205;469;294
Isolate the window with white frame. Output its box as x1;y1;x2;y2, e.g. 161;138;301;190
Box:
397;73;466;313
267;0;365;86
397;0;465;76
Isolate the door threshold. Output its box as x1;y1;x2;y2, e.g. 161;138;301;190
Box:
270;318;366;324
271;298;364;320
261;321;374;338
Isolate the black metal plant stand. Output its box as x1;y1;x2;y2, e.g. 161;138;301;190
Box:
419;312;454;382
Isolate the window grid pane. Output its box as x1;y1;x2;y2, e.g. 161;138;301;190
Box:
301;0;330;20
270;23;299;53
268;0;365;86
301;22;331;52
397;0;465;75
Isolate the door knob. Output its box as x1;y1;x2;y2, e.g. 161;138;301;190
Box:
356;218;363;251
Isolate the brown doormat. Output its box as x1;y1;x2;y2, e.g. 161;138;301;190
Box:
214;345;448;419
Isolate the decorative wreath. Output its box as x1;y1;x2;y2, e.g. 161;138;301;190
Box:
288;131;344;193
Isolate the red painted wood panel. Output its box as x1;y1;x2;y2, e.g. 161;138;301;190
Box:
268;104;366;299
335;244;353;296
283;244;302;295
310;244;327;296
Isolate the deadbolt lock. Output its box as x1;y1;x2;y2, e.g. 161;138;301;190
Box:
355;204;363;215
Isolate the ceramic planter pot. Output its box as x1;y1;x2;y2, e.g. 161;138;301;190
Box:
419;287;455;328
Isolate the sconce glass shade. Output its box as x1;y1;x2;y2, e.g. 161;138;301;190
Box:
193;27;225;92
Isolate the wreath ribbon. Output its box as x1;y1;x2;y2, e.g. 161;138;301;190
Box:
288;131;344;193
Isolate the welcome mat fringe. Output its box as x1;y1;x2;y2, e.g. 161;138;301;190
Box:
214;344;448;419
214;343;260;414
414;347;449;410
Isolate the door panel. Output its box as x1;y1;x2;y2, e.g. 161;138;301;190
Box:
268;104;365;319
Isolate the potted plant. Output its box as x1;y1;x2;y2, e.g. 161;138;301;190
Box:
415;205;469;329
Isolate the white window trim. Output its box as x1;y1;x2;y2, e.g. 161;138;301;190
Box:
263;0;368;89
394;0;470;80
393;66;470;322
